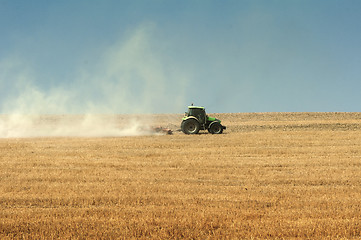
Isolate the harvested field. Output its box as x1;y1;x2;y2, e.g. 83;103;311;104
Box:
1;112;361;239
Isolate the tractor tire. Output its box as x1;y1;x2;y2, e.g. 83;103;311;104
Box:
181;118;200;134
209;121;223;134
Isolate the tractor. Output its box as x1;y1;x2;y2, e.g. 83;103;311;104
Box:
181;105;226;134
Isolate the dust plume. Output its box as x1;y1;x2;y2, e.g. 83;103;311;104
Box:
0;23;188;138
0;115;154;138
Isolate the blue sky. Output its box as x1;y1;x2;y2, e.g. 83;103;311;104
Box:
1;0;361;114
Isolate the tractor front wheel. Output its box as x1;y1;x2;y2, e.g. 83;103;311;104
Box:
209;121;223;134
181;119;200;134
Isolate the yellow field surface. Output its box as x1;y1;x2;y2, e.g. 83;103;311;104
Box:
1;113;361;239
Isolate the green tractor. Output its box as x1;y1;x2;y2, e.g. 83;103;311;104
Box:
181;105;226;134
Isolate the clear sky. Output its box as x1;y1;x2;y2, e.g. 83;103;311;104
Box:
1;0;361;114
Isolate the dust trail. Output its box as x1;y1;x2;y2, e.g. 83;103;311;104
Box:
0;114;158;138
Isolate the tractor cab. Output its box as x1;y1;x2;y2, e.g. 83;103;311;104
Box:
185;106;206;124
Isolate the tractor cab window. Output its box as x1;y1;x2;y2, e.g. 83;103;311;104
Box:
188;108;206;124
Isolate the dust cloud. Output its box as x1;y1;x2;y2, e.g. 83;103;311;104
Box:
0;115;155;138
0;23;188;138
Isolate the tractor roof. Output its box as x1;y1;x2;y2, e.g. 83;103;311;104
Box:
188;106;204;109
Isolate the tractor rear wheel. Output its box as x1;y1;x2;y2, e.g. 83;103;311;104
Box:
209;121;223;134
181;118;200;134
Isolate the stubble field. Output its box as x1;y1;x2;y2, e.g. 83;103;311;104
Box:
1;112;361;239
